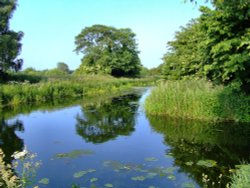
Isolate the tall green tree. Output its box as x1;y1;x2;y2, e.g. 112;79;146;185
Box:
162;19;205;80
0;0;23;77
74;25;141;77
199;1;250;91
163;0;250;92
57;62;70;73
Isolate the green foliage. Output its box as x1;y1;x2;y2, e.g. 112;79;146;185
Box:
145;80;250;122
57;62;70;73
0;0;23;76
74;25;141;77
0;75;153;109
230;164;250;188
163;1;250;93
162;19;205;80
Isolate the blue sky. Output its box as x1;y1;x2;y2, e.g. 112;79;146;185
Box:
10;0;208;70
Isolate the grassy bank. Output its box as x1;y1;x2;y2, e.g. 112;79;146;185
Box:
145;80;250;122
0;75;154;109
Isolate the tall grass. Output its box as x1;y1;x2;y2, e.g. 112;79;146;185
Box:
145;80;250;122
229;164;250;188
0;75;154;108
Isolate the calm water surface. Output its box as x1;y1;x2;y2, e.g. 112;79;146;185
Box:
1;88;250;188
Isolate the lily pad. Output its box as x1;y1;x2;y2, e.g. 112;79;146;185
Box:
144;157;158;162
131;176;146;181
90;178;98;183
54;149;94;159
165;154;174;159
163;167;175;174
88;169;96;173
182;182;195;188
146;172;158;179
104;183;114;187
185;161;194;166
196;159;217;167
73;171;87;178
39;178;49;185
167;174;176;180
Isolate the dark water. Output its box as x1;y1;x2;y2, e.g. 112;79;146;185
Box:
1;88;250;188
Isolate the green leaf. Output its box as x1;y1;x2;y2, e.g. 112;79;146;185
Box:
196;159;217;167
39;178;49;185
131;176;146;181
144;157;158;162
73;171;87;178
90;178;98;183
104;183;114;187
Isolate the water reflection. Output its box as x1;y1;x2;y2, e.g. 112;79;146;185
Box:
0;118;24;163
76;94;141;143
148;116;250;187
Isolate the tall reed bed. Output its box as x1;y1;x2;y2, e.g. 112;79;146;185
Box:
145;80;250;122
0;75;154;108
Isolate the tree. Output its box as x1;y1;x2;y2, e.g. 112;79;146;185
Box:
0;0;23;77
57;62;70;73
163;1;250;93
74;25;141;77
162;19;206;80
198;1;250;91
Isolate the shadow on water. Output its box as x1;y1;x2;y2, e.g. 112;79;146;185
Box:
0;118;24;163
76;93;141;144
147;115;250;187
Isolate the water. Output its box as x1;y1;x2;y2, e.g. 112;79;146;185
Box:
1;88;250;188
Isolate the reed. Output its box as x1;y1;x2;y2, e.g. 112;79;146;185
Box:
0;75;154;108
145;80;250;122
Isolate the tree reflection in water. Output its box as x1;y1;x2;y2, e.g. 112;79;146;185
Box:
76;94;141;143
148;116;250;187
0;118;24;163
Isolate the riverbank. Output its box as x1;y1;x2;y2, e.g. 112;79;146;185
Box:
145;80;250;122
0;75;154;109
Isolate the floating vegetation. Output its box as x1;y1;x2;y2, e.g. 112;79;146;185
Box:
182;182;196;188
185;161;194;166
90;178;98;183
88;169;96;173
165;154;174;159
146;172;158;179
144;157;158;162
73;168;96;179
104;183;114;187
196;159;217;168
73;171;88;178
162;167;176;174
131;176;146;181
148;186;156;188
167;174;176;180
53;149;94;159
38;178;49;185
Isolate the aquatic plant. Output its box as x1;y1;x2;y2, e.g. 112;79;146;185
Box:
229;164;250;188
0;75;154;109
145;80;250;122
0;148;41;187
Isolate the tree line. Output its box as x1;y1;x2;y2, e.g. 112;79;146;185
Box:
162;0;250;93
1;0;250;92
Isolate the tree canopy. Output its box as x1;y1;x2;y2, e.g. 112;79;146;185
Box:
74;25;141;77
163;0;250;93
0;0;23;77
